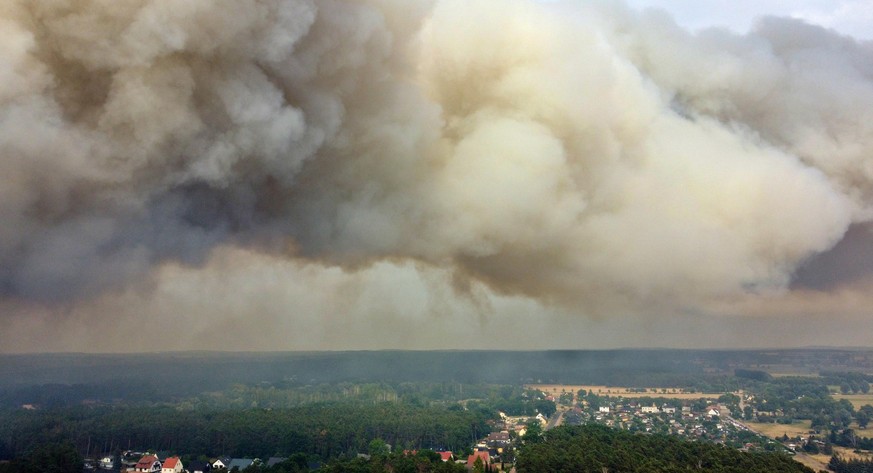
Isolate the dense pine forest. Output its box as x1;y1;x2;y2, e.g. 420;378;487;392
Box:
515;425;814;473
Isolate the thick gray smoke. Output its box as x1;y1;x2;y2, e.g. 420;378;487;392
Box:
1;0;872;346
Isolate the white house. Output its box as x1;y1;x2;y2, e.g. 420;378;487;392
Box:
598;406;610;413
641;405;660;414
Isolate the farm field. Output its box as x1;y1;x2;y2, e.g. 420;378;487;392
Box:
527;384;722;400
744;420;813;439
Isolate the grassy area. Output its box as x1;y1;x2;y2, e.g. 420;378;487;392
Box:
833;393;873;409
807;445;873;464
527;384;721;400
744;420;813;439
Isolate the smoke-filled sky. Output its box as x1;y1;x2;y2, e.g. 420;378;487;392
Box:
2;0;873;353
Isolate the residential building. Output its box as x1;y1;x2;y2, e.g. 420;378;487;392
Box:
135;456;161;473
162;458;182;473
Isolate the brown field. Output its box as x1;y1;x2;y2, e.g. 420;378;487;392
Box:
744;420;813;439
526;384;721;400
793;452;829;471
833;393;873;409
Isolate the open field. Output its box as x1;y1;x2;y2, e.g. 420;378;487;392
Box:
744;420;813;439
807;445;873;464
833;393;873;409
527;384;721;400
794;452;830;471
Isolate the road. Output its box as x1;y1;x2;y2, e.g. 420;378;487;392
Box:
545;410;564;430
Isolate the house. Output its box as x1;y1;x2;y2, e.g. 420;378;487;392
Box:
99;457;115;470
599;406;610;413
466;451;490;470
162;458;183;473
186;461;210;473
438;452;454;462
211;459;230;470
486;431;510;447
265;458;286;468
135;456;161;473
662;407;677;414
226;459;253;471
641;405;660;414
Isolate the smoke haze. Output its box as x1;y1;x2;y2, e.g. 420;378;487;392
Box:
2;0;872;351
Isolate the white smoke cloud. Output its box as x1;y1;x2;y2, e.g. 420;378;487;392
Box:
0;0;871;350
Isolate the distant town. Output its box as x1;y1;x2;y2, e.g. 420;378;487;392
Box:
5;350;873;472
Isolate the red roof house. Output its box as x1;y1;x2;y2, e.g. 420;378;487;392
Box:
466;451;490;469
135;456;161;473
161;457;183;473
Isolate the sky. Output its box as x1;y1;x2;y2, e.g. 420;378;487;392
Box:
1;0;873;353
626;0;873;40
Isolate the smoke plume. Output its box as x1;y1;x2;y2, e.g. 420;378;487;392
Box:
1;0;872;350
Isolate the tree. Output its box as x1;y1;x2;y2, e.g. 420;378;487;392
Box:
522;422;543;444
14;442;83;473
368;439;389;457
472;457;485;473
856;410;870;429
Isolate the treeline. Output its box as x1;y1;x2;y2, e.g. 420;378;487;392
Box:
516;425;813;473
0;403;491;461
828;455;873;473
736;369;774;382
317;451;468;473
820;371;872;394
828;427;873;451
0;442;82;473
190;383;544;411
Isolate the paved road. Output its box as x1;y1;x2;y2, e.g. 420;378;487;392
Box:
545;410;564;430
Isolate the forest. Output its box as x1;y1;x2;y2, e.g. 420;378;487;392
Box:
515;425;813;473
0;403;491;460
